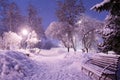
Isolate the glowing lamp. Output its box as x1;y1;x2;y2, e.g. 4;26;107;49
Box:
78;20;82;24
22;29;28;36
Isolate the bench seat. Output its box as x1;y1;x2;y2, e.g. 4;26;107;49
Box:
82;63;115;77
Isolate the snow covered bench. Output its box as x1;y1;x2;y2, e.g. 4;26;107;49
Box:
81;54;120;80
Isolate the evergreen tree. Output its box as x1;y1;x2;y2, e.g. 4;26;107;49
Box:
56;0;85;52
92;0;120;54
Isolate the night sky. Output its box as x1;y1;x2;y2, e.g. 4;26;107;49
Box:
11;0;107;29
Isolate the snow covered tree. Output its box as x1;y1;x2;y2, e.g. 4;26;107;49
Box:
76;15;103;52
56;0;85;25
26;30;39;49
46;21;73;52
27;4;44;39
2;31;22;50
56;0;85;52
92;0;120;54
9;2;22;32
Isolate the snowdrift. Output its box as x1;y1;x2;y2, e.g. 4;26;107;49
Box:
0;51;34;80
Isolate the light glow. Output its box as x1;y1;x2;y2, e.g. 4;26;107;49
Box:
22;29;28;36
78;20;82;24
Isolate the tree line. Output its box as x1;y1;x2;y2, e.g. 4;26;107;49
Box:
46;0;103;53
0;0;44;39
1;0;119;55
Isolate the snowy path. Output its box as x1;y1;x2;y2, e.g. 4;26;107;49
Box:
0;49;92;80
28;51;92;80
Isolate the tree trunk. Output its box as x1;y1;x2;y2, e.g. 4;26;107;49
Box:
72;42;76;52
71;37;76;52
67;47;70;52
85;47;88;53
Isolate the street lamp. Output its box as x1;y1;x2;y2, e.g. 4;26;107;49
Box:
20;28;29;49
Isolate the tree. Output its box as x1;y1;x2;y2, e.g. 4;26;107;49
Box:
56;0;85;52
0;0;9;32
0;36;4;49
76;15;103;52
9;2;22;32
26;30;39;49
27;4;44;39
45;21;72;52
2;31;22;50
92;0;120;54
1;2;22;32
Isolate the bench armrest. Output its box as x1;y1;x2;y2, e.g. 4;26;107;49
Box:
85;59;92;64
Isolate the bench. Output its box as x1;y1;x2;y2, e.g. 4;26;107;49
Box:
81;54;120;80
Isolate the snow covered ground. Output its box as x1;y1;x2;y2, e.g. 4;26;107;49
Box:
0;48;92;80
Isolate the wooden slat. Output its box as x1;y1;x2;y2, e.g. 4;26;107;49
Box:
82;55;120;80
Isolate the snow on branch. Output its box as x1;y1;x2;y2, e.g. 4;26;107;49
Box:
91;0;111;12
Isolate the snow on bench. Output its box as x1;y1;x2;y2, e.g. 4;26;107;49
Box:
81;54;120;80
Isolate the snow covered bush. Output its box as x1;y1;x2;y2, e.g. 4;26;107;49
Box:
2;31;22;50
26;30;40;49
